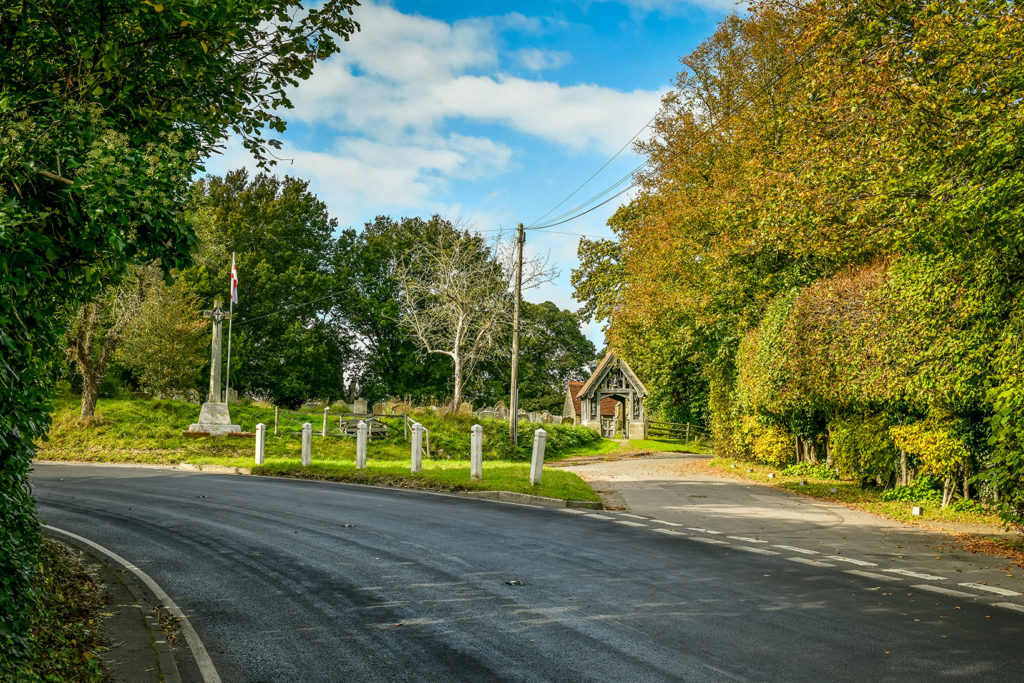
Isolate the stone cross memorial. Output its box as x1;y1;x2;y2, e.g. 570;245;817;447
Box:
188;298;240;435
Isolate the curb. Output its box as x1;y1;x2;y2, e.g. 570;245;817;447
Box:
459;490;602;509
43;525;221;683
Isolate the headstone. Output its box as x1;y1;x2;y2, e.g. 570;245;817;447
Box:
356;420;368;469
551;416;562;425
530;428;547;486
254;423;266;465
494;405;509;420
517;409;528;422
301;422;312;466
410;422;423;473
494;400;507;410
459;402;472;415
372;402;386;416
470;424;483;481
478;409;496;420
188;299;240;436
353;398;368;415
527;412;539;423
539;411;552;424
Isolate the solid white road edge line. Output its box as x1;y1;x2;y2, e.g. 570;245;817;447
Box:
727;536;766;543
884;568;945;581
993;602;1024;613
615;520;648;527
734;546;780;556
845;569;903;582
825;556;878;567
787;557;835;568
44;524;222;683
773;545;820;555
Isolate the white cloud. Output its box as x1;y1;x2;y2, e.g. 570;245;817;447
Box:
595;0;745;14
513;47;572;72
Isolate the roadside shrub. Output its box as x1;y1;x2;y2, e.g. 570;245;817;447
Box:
782;462;839;480
831;414;900;483
750;421;793;467
880;476;942;502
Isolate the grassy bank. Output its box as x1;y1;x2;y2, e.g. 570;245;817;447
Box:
38;397;608;501
626;437;711;454
707;457;1005;528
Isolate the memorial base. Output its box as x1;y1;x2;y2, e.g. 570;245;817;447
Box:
188;401;240;436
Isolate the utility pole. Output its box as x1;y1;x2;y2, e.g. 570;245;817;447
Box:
509;223;525;444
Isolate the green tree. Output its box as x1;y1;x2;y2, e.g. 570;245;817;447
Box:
0;0;357;662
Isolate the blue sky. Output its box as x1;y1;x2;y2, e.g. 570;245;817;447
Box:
205;0;736;345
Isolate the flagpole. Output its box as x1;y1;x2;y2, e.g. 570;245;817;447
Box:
225;252;234;404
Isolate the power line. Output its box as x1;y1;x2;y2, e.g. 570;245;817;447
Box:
526;13;849;232
233;292;339;326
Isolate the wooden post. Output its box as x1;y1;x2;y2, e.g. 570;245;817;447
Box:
274;406;279;436
508;222;525;445
685;422;690;443
322;406;329;437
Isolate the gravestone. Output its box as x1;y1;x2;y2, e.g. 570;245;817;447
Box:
372;402;386;416
551;416;563;425
527;412;539;423
353;398;368;415
459;402;472;415
539;411;552;423
494;405;509;420
188;299;240;435
478;409;496;420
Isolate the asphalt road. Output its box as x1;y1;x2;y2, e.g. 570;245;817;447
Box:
31;463;1024;682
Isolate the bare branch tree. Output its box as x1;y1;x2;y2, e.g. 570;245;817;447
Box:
395;226;511;409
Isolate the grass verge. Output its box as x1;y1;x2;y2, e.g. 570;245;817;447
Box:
39;396;606;502
0;539;106;682
626;438;711;454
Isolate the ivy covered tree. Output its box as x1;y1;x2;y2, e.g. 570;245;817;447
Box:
0;0;358;666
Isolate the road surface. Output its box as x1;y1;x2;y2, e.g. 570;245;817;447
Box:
31;463;1024;682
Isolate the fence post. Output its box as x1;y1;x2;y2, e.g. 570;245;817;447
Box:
301;423;312;467
424;427;430;458
322;406;329;437
685;422;690;443
470;424;483;481
274;406;279;435
356;420;368;469
410;422;423;473
404;414;408;441
255;423;266;465
530;428;547;486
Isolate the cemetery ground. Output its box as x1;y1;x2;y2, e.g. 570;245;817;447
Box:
33;395;678;503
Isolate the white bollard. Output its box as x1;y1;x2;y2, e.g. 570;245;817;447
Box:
322;406;329;437
411;422;423;473
255;423;266;465
529;428;547;486
301;422;312;467
356;420;368;469
470;424;483;480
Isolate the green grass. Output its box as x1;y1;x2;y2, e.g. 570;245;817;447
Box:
627;437;711;454
38;396;608;501
708;457;1004;527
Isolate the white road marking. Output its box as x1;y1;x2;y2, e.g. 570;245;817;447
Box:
788;557;835;568
559;508;590;514
585;514;615;521
845;570;903;582
653;520;683;527
704;530;724;535
993;602;1024;613
911;584;979;599
773;545;820;555
652;528;686;536
615;520;648;527
959;583;1022;597
735;546;780;556
728;536;766;544
688;527;710;533
692;537;729;545
825;556;878;567
617;513;648;519
885;568;945;581
45;525;221;683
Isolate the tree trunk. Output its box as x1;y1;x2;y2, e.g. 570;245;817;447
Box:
900;449;907;486
942;477;951;508
963;466;970;501
80;369;100;418
452;353;463;411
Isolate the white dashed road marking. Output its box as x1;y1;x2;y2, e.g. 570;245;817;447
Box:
688;528;710;533
788;557;836;568
959;583;1022;597
615;520;648;527
843;573;901;581
993;602;1024;613
617;513;648;519
728;536;766;544
734;546;780;556
885;568;945;581
585;514;615;521
692;537;729;545
559;508;590;514
652;528;686;536
825;556;878;567
912;584;979;599
773;545;820;555
653;520;683;527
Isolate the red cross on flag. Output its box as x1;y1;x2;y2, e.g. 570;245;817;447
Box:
230;254;239;304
